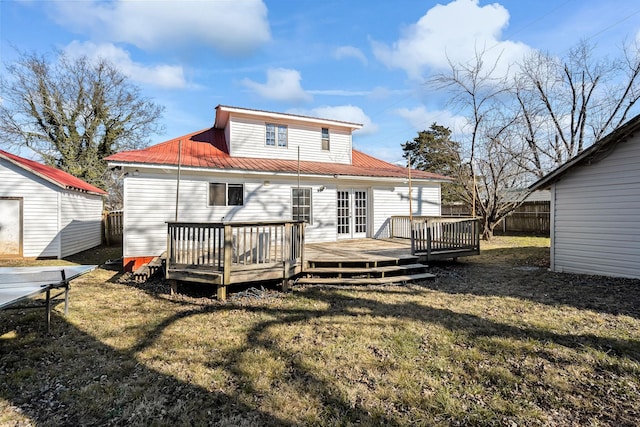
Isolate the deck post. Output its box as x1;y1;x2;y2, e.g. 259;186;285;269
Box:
223;224;233;286
390;217;395;238
169;279;178;295
410;220;416;255
299;222;306;272
217;285;227;300
284;222;292;261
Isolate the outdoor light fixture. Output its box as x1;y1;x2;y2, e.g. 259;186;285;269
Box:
317;185;326;192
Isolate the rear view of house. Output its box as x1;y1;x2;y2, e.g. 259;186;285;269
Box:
530;114;640;279
107;105;451;271
0;150;106;259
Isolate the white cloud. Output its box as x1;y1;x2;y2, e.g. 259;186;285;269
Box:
51;0;270;55
308;89;371;96
290;105;378;135
372;0;532;79
368;86;411;100
242;68;312;103
395;106;466;135
64;41;187;89
334;46;368;65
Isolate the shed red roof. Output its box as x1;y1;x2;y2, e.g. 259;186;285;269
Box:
0;149;107;195
105;128;450;181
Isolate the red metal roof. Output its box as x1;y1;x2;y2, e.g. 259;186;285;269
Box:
105;127;451;181
0;149;107;195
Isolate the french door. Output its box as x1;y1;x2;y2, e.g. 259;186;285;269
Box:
337;189;368;239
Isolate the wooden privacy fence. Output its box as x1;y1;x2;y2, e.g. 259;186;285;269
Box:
498;202;550;234
390;216;480;261
103;211;123;245
442;202;550;235
166;220;305;299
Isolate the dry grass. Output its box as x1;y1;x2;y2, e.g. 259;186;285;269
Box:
1;238;639;426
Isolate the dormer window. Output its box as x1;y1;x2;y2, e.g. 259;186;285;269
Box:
266;123;288;148
321;127;330;151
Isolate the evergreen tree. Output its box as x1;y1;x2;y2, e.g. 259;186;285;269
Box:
402;123;462;204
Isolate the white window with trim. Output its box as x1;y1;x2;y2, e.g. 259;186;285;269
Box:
266;123;288;148
209;183;244;206
292;187;312;223
321;127;330;151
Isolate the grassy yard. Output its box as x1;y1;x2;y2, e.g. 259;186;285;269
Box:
1;237;639;426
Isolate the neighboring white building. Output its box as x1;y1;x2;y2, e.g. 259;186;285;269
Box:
106;105;451;271
530;114;640;279
0;150;106;259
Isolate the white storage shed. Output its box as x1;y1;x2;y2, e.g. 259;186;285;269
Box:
530;115;640;279
0;150;106;259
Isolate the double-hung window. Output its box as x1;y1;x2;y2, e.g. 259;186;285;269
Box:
209;183;244;206
266;123;288;148
292;187;312;223
321;127;330;151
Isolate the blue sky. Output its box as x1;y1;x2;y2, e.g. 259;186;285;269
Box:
2;0;640;164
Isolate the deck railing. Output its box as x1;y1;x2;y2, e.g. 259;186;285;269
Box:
390;216;480;258
167;220;305;287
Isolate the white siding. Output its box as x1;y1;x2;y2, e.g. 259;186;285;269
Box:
0;159;60;258
552;134;640;278
227;114;352;164
123;166;444;259
122;170;340;259
60;192;104;257
372;184;441;238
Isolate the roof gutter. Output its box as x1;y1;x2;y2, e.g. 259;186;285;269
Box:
107;161;449;184
1;153;106;196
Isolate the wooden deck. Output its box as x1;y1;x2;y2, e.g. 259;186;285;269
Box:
300;238;435;285
165;220;305;300
164;218;480;298
305;238;418;265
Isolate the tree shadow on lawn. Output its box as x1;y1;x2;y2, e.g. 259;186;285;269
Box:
2;262;639;426
109;277;640;424
0;311;295;426
139;284;640;424
424;246;640;320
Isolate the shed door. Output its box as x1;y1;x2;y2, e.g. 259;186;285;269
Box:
0;198;22;257
337;189;368;239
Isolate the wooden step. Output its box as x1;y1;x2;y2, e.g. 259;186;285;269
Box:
304;263;428;278
296;272;435;285
132;254;165;282
308;254;419;269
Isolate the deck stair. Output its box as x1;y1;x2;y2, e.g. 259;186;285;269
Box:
297;253;434;285
132;252;166;282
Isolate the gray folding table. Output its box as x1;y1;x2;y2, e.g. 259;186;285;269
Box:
0;265;97;331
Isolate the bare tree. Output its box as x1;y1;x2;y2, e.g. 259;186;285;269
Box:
0;50;164;190
514;40;640;177
432;50;529;239
431;41;640;238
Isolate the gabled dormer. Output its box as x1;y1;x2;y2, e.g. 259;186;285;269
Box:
213;105;362;165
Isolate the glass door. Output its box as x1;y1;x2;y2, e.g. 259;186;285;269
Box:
337;189;368;239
